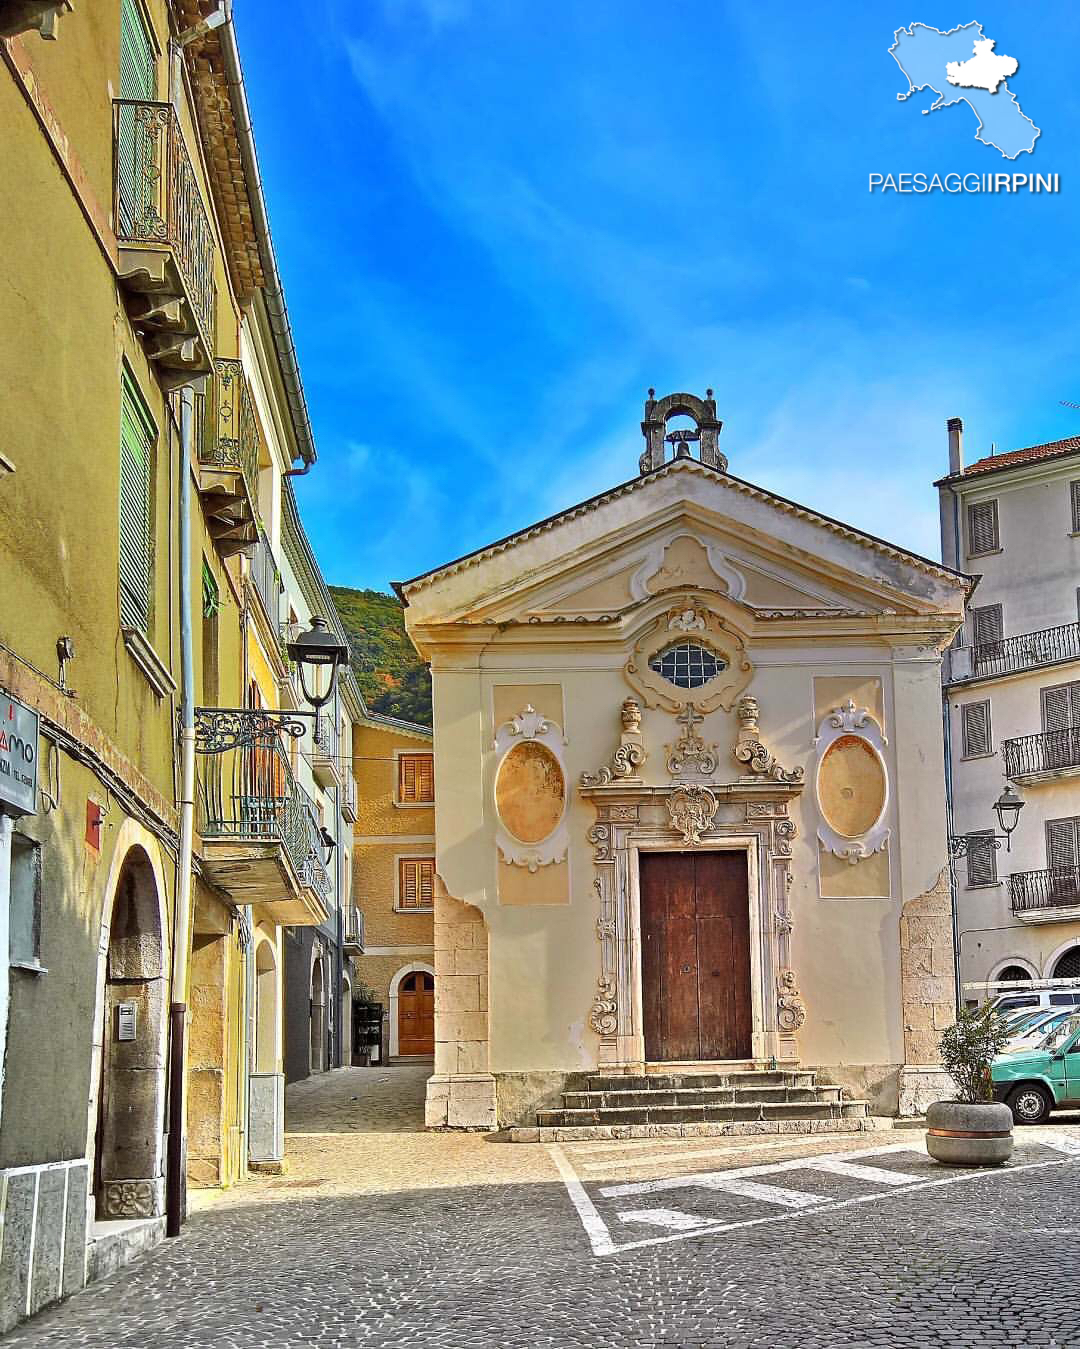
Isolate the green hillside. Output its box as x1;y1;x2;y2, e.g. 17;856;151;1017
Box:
328;586;432;727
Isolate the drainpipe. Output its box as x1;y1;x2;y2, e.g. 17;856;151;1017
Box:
167;386;197;1238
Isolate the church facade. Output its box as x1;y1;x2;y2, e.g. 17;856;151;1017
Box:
397;393;970;1130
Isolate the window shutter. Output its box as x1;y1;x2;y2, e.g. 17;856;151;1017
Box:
968;500;999;555
1042;685;1073;733
117;0;155;235
1047;818;1079;872
399;858;435;909
972;604;1003;648
399;754;434;803
967;831;997;886
961;701;991;757
1072;481;1080;534
119;376;154;633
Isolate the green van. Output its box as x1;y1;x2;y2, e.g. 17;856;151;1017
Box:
992;1015;1080;1124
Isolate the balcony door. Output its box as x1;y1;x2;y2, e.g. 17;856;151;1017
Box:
1047;817;1080;903
118;0;155;235
1042;682;1080;771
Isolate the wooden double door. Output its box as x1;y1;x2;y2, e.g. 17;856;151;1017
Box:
640;851;752;1062
398;971;434;1056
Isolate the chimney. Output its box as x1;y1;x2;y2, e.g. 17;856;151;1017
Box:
947;417;964;475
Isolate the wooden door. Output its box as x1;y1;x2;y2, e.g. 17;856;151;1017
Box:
640;851;752;1062
398;972;434;1055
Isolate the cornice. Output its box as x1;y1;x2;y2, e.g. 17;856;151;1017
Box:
398;459;966;602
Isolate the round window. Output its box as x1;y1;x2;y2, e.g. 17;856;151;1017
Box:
649;642;726;690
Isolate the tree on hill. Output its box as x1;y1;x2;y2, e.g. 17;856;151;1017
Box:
328;585;432;727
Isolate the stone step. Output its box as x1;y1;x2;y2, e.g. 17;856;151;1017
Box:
537;1100;870;1128
510;1116;892;1143
585;1071;818;1093
561;1085;842;1110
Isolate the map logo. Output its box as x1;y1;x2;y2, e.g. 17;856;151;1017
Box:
889;21;1039;159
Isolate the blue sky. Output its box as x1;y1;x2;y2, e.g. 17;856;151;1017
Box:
237;2;1080;591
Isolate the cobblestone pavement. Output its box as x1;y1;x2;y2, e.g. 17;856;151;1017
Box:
8;1067;1080;1347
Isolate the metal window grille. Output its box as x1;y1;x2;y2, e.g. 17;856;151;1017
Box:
648;642;725;690
967;499;999;555
961;701;991;757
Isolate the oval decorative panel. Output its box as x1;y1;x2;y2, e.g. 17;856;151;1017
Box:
818;735;887;839
495;740;566;845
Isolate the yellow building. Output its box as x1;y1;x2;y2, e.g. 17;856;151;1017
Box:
0;2;333;1329
352;712;436;1060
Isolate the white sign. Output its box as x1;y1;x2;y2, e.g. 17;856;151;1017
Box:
0;694;38;817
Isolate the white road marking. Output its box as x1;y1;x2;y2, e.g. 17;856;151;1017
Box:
547;1144;616;1257
703;1177;826;1208
1037;1131;1080;1155
803;1157;921;1186
618;1207;717;1231
599;1143;922;1198
551;1149;1080;1258
579;1136;897;1173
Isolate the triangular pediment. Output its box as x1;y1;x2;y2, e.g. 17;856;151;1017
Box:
400;459;967;632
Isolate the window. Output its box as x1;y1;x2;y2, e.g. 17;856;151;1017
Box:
119;372;155;633
1072;480;1080;534
648;642;725;690
971;604;1003;650
996;965;1032;984
201;559;219;705
1053;946;1080;981
117;0;155;234
966;830;998;887
398;857;435;910
10;833;42;970
1047;817;1080;872
1042;681;1080;732
967;499;999;555
960;700;992;758
398;753;434;804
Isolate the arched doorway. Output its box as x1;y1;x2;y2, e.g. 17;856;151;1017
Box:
996;964;1033;983
310;956;326;1073
397;971;434;1057
249;938;284;1167
341;975;353;1067
1053;946;1080;980
95;846;166;1219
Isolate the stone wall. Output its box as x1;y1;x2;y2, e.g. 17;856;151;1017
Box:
425;888;495;1129
0;1161;89;1333
898;865;957;1115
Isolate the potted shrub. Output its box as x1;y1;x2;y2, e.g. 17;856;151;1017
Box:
926;1005;1015;1166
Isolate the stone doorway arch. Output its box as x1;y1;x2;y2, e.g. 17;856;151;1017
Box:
95;845;166;1219
254;939;278;1074
341;974;353;1067
310;955;326;1073
249;937;284;1167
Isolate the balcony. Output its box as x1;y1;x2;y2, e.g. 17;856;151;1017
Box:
343;906;365;955
113;100;216;386
946;621;1080;684
196;359;260;558
1009;867;1080;923
342;772;358;824
312;713;343;790
1003;728;1080;784
194;708;331;926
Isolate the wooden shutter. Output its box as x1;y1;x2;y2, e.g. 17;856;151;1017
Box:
117;0;155;234
399;857;435;909
972;604;1003;648
398;754;434;803
967;831;997;886
961;701;991;757
1072;481;1080;534
119;374;154;632
967;500;999;555
1047;818;1079;872
1042;683;1080;732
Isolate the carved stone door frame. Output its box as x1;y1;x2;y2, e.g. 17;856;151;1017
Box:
583;784;805;1069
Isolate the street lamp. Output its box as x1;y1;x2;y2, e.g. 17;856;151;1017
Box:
286;616;349;744
949;782;1026;857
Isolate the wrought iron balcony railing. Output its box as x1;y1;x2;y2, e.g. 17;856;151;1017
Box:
947;621;1080;683
312;712;342;789
250;532;282;630
342;772;358;824
114;99;216;348
1009;867;1080;915
201;359;260;492
344;906;365;952
194;708;330;898
1003;728;1080;780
